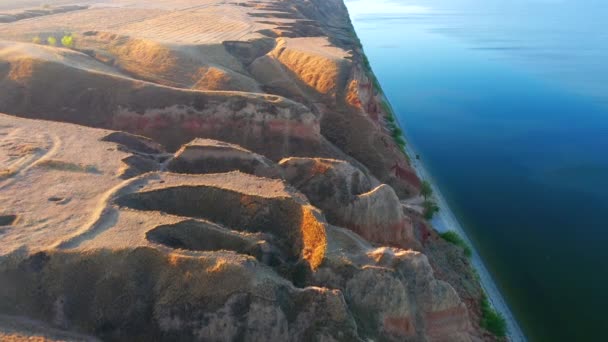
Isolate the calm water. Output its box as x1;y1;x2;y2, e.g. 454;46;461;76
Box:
346;1;608;341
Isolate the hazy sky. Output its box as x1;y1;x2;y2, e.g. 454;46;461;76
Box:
346;0;608;105
345;0;607;17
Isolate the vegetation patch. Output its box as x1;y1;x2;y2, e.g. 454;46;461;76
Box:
37;160;100;174
61;34;74;48
380;100;394;117
381;101;407;150
361;51;409;152
31;34;75;49
472;268;481;282
371;75;382;92
362;53;372;71
480;294;508;337
439;231;472;258
423;200;439;220
420;180;439;219
420;180;432;200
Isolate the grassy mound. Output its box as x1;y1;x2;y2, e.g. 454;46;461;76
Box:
480;294;508;337
439;231;472;257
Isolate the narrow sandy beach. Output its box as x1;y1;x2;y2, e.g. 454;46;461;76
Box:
402;141;527;342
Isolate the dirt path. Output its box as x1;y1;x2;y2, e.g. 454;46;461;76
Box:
0;127;60;191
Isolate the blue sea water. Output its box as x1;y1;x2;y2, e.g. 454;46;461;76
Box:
345;1;608;341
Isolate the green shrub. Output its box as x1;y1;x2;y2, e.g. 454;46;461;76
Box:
380;101;394;117
439;231;472;257
38;160;100;174
391;126;403;137
32;36;41;44
381;109;407;150
480;295;508;337
361;54;408;153
420;180;433;199
47;36;57;46
423;200;439;220
471;268;481;282
394;135;406;148
372;76;382;92
61;34;74;48
385;120;404;144
362;54;371;69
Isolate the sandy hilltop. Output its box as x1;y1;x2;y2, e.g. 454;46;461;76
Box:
0;0;500;341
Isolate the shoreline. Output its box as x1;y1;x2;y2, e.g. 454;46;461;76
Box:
402;141;527;342
351;3;526;334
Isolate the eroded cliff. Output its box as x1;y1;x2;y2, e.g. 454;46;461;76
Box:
0;0;495;340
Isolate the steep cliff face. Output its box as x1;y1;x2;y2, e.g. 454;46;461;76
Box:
0;0;419;195
0;0;490;340
280;157;418;249
243;0;422;196
0;114;472;341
